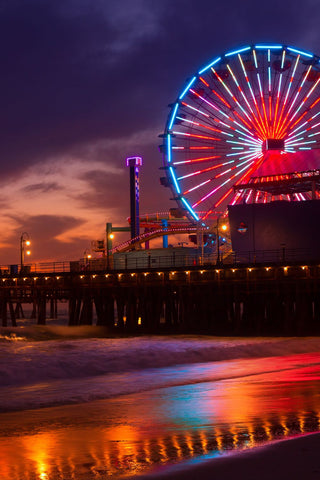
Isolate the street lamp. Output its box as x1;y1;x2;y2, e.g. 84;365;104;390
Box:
20;232;31;272
216;218;228;266
83;249;92;270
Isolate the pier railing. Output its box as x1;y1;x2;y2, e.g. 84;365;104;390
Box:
0;247;317;276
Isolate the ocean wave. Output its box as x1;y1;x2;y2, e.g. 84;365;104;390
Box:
0;331;320;389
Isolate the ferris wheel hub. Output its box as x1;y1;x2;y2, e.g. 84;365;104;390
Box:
263;139;285;151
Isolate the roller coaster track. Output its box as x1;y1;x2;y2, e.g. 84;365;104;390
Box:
111;225;207;254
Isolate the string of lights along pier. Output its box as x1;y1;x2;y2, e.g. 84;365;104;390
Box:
163;44;320;223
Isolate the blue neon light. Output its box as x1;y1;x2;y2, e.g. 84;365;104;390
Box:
225;46;251;57
179;76;197;100
167;134;172;163
287;47;313;58
181;197;199;221
169;166;181;194
168;103;179;130
255;44;283;49
198;57;221;75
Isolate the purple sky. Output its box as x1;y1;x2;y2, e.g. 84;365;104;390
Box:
0;0;319;264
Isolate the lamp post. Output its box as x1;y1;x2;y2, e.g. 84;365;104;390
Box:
20;232;31;272
84;249;92;270
216;219;228;266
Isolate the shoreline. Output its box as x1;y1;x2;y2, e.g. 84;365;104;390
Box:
129;432;320;480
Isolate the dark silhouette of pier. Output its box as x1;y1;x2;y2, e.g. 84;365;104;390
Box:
1;256;320;335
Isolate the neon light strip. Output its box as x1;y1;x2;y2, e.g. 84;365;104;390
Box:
230;191;242;205
169;166;180;193
274;55;300;137
225;46;251;57
253;49;269;135
227;139;261;147
286;65;312;116
181;197;199;221
211;68;255;128
167;134;172;163
285;76;320;128
179;76;197;100
212;88;231;107
181;160;253;194
286;140;317;146
174;156;223;168
183;179;211;194
255;45;283;49
202;157;264;218
287;47;313;58
177;160;234;179
272;52;285;137
199;76;209;87
227;149;260;157
181;102;210;117
288;111;320;139
238;54;267;138
168;103;179;130
246;189;253;203
237;135;262;145
176;116;233;136
198;56;221;75
173;156;221;166
172;131;221;141
277;65;312;137
190;88;253;135
192;158;257;208
226;64;254;113
215;187;234;207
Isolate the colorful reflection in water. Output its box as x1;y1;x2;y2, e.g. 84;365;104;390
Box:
0;357;320;479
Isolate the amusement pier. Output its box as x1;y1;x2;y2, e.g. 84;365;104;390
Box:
2;43;320;335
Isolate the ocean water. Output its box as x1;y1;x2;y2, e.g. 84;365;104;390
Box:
1;326;320;479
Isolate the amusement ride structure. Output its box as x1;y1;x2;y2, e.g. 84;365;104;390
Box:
161;43;320;224
110;43;320;257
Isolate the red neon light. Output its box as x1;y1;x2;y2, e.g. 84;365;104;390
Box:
212;89;231;108
199;76;209;87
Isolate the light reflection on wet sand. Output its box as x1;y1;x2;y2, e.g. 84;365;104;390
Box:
1;359;320;479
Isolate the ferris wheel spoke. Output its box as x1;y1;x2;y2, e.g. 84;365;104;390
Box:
211;67;262;135
173;156;223;166
274;55;300;137
285;77;320;133
177;161;235;179
277;65;313;138
237;54;269;138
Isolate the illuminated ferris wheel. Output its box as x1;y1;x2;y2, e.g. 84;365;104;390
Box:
162;44;320;223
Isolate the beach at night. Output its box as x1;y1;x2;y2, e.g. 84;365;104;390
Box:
1;330;320;478
2;1;320;478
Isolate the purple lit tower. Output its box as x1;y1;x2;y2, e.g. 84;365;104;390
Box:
126;156;143;239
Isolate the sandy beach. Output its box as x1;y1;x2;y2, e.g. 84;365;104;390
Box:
130;433;320;480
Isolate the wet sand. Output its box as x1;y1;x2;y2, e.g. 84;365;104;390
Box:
131;432;320;479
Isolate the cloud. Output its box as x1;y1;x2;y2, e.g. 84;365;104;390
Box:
21;182;63;194
1;213;87;263
0;0;320;264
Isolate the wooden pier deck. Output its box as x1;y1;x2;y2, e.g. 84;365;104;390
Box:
1;260;320;335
